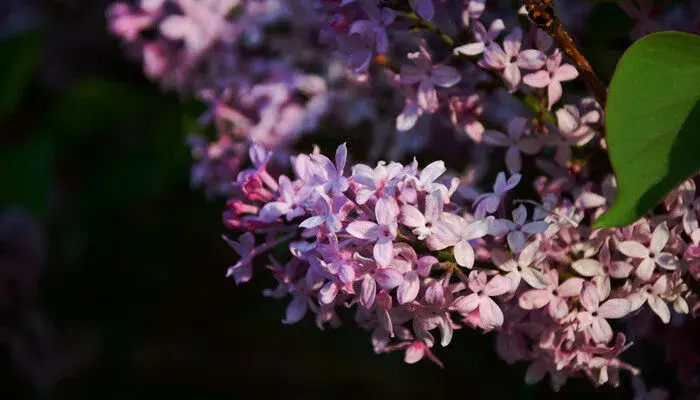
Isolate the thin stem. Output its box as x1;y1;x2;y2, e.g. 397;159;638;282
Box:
401;11;455;47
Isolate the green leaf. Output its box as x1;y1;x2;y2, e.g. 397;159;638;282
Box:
595;31;700;228
0;29;43;121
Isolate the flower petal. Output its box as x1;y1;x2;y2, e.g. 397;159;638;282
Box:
454;240;475;268
397;270;420;304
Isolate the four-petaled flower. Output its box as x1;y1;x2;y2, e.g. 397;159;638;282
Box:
617;222;680;281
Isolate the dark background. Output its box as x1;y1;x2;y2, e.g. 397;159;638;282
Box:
0;1;685;398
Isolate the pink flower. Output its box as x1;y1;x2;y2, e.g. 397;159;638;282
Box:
451;270;510;329
483;117;542;174
431;216;493;268
522;49;579;110
480;28;545;92
492;241;550;292
401;190;443;240
311;142;350;195
519;270;584;319
352;161;404;204
577;281;631;343
617;222;680;281
454;19;505;56
346;197;400;267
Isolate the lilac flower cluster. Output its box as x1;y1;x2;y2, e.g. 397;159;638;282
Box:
107;0;700;393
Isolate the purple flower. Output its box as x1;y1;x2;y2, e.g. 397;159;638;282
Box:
473;172;521;218
577;282;631;343
451;270;510;329
346;197;400;267
616;222;680;281
482;117;542;173
454;19;505;56
400;46;462;112
522;49;579;110
480;28;545;92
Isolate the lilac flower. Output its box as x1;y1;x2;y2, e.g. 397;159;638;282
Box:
311;142;350;195
258;175;310;222
577;281;631;343
522;49;579;110
400;46;462;112
480;28;545;92
461;0;485;27
432;216;493;268
556;103;600;145
401;190;443;240
352;161;404;204
617;222;680;281
492;241;549;292
519;270;584;319
222;233;255;284
349;5;396;55
491;205;549;253
473;172;521;218
452;270;510;329
346;197;400;267
454;19;505;56
628;275;673;323
482;117;542;173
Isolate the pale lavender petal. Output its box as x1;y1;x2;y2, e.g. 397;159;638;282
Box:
580;281;599;312
571;259;603;277
503;27;523;56
507;230;526;253
374;237;394;267
505;145;522;173
452;293;480;314
375;267;404;289
522;70;551;88
404;342;425;364
454;42;485;56
431;65;461;87
650;222;670;253
520;266;550;289
454;240;475;268
519;289;551;309
361;274;377;309
635;258;655;281
547;80;563;109
557;277;584;297
522;221;549;234
553;64;578;81
598;299;630;319
618;241;649;258
648;296;670;324
589;317;613;343
397;270;420;304
420;161;446;184
655;253;679;270
400;205;426;228
282;296;308;324
484;275;511;296
347;220;379;239
417;78;438;112
480;297;505;328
